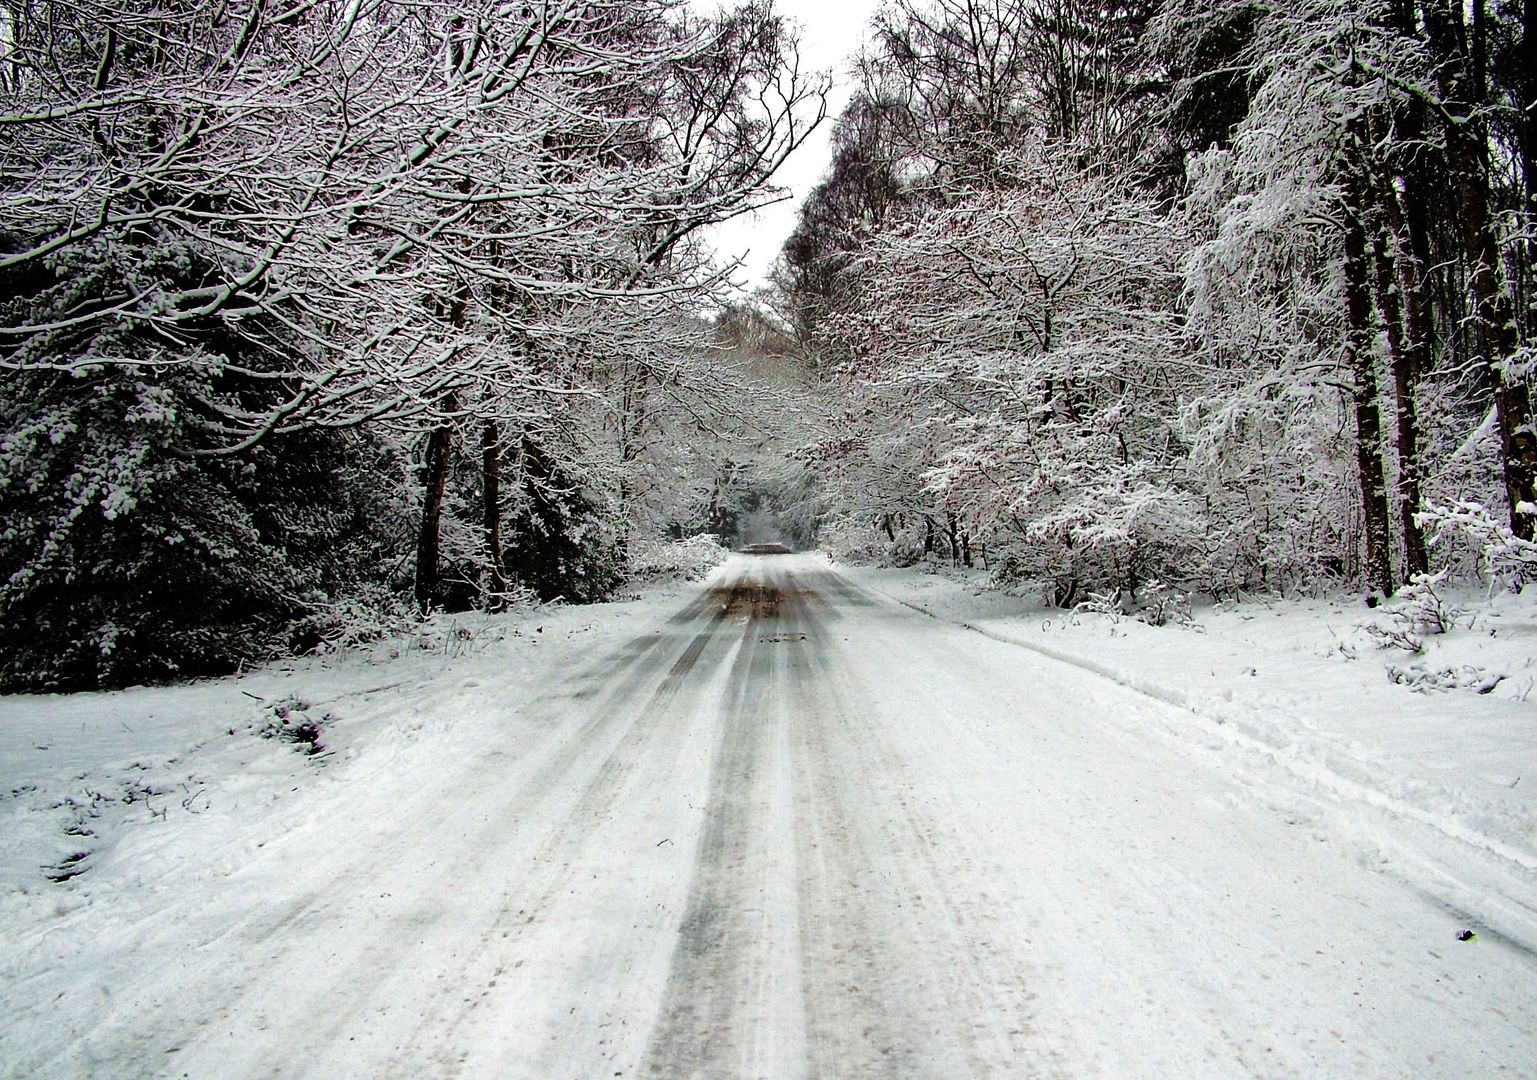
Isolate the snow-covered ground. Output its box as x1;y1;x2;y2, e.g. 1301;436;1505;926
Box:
2;554;1534;1077
0;587;698;1071
839;562;1537;952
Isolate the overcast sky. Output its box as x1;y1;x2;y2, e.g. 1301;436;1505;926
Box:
694;0;883;295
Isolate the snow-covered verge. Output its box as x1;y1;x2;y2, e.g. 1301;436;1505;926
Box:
0;582;701;987
833;556;1537;956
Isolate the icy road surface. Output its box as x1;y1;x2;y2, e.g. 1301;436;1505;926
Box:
5;554;1535;1077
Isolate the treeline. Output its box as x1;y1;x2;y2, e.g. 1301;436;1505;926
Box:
0;0;825;690
781;0;1536;605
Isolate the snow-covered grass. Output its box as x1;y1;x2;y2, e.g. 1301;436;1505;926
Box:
833;556;1537;955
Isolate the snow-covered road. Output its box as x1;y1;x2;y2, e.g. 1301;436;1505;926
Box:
4;554;1535;1077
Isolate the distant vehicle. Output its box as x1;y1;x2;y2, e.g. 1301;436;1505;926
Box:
739;542;793;555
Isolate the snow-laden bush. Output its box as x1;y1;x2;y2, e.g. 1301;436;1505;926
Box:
1074;579;1196;629
288;584;420;655
1350;569;1534;697
1359;571;1466;654
257;696;329;756
627;534;728;584
500;440;626;605
820;517;902;566
1418;501;1537;591
1384;662;1507;696
1136;580;1196;627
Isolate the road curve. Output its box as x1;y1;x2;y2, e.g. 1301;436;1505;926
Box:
18;554;1536;1078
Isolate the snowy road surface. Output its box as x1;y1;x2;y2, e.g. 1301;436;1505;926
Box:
4;554;1536;1077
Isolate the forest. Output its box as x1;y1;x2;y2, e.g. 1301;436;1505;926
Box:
2;0;1534;691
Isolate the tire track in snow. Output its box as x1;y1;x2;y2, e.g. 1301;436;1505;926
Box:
639;561;1066;1079
783;568;1067;1079
399;591;749;1071
639;560;807;1078
135;588;742;1077
364;570;818;1076
306;587;749;1074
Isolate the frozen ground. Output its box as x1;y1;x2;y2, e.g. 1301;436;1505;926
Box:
2;554;1534;1077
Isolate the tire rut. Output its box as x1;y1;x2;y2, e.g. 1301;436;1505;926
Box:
639;563;804;1077
784;570;1063;1078
157;588;742;1077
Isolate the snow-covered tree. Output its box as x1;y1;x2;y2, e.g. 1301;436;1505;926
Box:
818;149;1190;599
786;0;1531;601
0;0;827;685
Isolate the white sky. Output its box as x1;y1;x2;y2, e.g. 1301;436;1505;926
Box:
694;0;883;296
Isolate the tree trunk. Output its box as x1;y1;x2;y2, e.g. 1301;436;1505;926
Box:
615;356;647;547
1423;0;1537;540
1521;0;1536;330
1343;129;1395;597
1390;94;1444;571
414;391;459;614
1365;138;1429;578
416;268;470;614
481;419;510;608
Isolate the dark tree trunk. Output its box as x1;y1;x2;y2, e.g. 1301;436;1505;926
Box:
414;391;459;614
1391;100;1446;571
1344;128;1395;597
1522;0;1537;328
481;419;510;608
415;268;471;613
1366;137;1429;578
1423;0;1537;539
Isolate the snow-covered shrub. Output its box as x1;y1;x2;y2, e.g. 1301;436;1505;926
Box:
1393;571;1464;636
288;584;419;655
627;534;728;583
1418;501;1537;591
257;697;328;756
1385;662;1506;696
1072;580;1195;629
1360;571;1468;654
1135;580;1195;627
1075;590;1127;624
